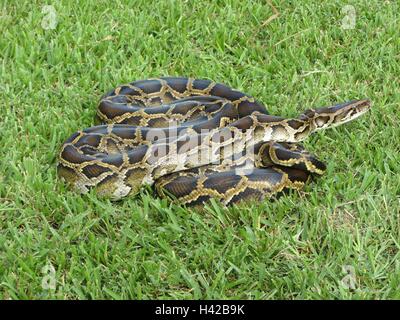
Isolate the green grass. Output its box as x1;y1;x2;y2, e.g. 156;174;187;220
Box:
0;0;399;299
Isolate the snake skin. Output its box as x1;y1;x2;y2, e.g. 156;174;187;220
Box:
58;77;370;205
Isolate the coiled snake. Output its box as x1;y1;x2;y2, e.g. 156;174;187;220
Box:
58;77;370;206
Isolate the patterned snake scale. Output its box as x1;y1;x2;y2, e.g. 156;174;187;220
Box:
58;77;371;206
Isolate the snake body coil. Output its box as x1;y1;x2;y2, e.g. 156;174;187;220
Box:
58;77;370;205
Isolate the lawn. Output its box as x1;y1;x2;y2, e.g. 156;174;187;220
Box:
0;0;399;299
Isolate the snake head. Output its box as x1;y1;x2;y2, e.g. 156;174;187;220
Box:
300;99;371;131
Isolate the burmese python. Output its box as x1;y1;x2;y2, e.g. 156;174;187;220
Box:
58;77;370;206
